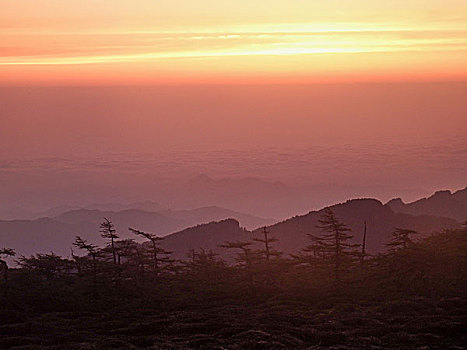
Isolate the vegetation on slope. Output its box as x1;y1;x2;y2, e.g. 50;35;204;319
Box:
0;212;466;349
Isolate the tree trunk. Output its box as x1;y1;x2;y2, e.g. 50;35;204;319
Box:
361;221;367;268
111;237;117;264
0;260;8;282
264;227;270;261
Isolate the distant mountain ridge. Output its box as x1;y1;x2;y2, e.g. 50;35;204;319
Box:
173;174;294;218
162;219;250;261
253;198;459;256
0;205;274;261
159;197;460;261
0;218;97;263
0;201;167;221
386;187;467;222
157;206;274;230
54;206;274;232
0;189;463;263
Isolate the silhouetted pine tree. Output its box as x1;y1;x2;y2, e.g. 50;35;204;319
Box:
253;227;281;261
311;208;360;285
73;236;100;288
187;248;223;271
360;221;369;269
100;218;118;264
386;228;418;252
290;233;323;268
220;241;255;267
0;247;15;282
115;238;139;266
129;228;174;278
185;249;228;294
17;253;72;280
220;241;259;297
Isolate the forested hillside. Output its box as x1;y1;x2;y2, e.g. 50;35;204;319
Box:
1;209;465;349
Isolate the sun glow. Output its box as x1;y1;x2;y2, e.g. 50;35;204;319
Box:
1;1;467;84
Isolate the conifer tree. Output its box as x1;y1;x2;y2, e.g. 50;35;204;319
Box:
185;249;227;290
360;221;368;268
73;236;99;286
0;247;15;282
17;253;72;280
129;228;173;276
311;208;360;284
386;228;418;251
220;241;257;296
115;238;139;266
253;227;281;261
219;241;254;268
100;218;118;264
290;235;322;268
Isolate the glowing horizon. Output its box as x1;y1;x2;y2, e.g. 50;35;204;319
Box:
1;1;467;84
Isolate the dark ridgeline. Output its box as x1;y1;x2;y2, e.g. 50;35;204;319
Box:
252;198;460;257
386;187;467;222
1;203;466;349
140;198;460;263
0;206;275;260
0;190;463;261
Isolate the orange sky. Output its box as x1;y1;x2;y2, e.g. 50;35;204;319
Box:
1;1;466;216
1;0;467;84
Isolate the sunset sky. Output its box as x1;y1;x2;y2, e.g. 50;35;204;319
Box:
1;0;467;84
1;1;466;215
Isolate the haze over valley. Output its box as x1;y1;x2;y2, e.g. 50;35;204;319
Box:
1;1;466;349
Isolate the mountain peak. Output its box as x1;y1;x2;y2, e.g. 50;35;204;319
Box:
386;197;404;205
385;188;466;222
161;218;247;260
431;190;452;198
168;218;241;236
187;174;217;186
333;198;384;212
193;173;214;180
342;198;383;206
386;197;405;211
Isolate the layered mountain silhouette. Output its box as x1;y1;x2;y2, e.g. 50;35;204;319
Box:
54;209;183;235
387;187;467;222
0;206;273;260
169;174;298;218
252;198;459;256
159;198;459;260
157;206;273;229
162;219;250;261
53;206;273;232
0;218;97;262
0;189;463;263
0;201;167;221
